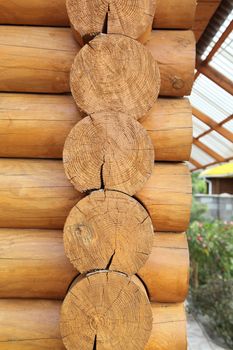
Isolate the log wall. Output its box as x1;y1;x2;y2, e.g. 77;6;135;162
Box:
0;26;195;96
0;94;193;161
0;159;192;232
0;229;189;303
0;299;187;350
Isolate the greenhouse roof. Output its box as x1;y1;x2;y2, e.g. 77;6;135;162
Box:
189;0;233;172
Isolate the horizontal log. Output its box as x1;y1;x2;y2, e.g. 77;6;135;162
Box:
0;159;192;231
0;229;189;302
60;271;152;350
0;299;187;350
0;0;196;29
0;93;193;161
0;26;195;96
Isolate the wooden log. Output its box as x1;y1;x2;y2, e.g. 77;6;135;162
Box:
63;112;154;194
0;299;186;350
0;26;195;97
66;0;156;45
138;232;189;302
0;0;196;29
0;159;191;231
0;93;193;161
60;271;152;350
70;34;160;120
147;30;195;96
64;190;153;275
136;162;192;232
153;0;196;29
0;229;189;302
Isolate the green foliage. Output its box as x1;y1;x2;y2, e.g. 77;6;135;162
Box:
190;197;208;223
192;173;207;195
191;279;233;348
188;220;233;347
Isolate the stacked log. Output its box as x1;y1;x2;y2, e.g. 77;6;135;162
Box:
0;0;196;348
0;26;195;96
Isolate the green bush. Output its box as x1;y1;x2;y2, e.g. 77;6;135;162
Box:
188;220;233;347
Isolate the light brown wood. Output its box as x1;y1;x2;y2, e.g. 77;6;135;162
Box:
145;303;187;350
0;229;188;302
63;112;154;194
70;34;160;120
0;228;77;299
0;0;196;30
66;0;156;45
138;232;189;302
60;271;152;350
153;0;196;29
146;30;195;96
0;26;194;97
0;158;84;229
64;190;153;275
0;159;191;232
0;299;186;350
136;162;192;232
0;94;193;161
0;299;64;350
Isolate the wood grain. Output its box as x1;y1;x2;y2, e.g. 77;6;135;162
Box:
0;299;186;350
70;34;160;119
0;26;195;97
63;191;153;275
0;94;192;161
63;113;154;195
60;271;152;350
0;0;196;30
66;0;156;45
0;229;189;302
0;159;191;231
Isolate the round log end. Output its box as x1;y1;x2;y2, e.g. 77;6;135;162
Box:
60;271;152;350
64;190;154;275
66;0;156;44
63;112;154;195
70;34;160;120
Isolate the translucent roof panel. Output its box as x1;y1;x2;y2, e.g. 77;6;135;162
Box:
224;120;233;133
200;131;233;159
192;115;210;138
210;30;233;81
191;144;215;166
189;74;233;123
201;9;233;60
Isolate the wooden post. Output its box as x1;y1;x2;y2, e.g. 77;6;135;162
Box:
60;271;152;350
63;112;154;194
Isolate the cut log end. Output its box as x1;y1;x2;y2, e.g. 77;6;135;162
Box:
66;0;156;45
70;34;160;120
60;271;152;350
63;112;154;195
63;190;154;275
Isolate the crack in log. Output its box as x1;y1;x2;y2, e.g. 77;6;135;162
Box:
102;4;110;34
93;334;97;350
100;156;105;190
105;250;116;269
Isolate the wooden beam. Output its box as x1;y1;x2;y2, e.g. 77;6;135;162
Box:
197;64;233;95
189;157;202;169
191;156;233;172
203;20;233;65
193;139;225;162
192;107;233;143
